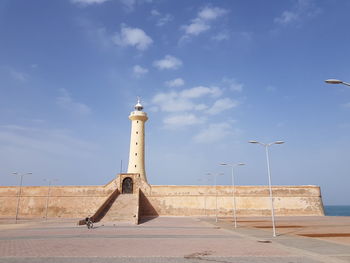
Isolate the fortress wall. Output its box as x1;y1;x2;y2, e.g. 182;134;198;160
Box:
142;185;324;217
0;181;115;219
0;181;324;219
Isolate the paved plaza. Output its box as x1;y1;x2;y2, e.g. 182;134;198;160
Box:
0;216;349;263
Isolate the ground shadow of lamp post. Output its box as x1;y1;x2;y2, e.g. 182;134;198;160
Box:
325;79;350;87
206;173;224;223
248;140;284;237
12;172;32;224
43;179;59;220
220;163;245;228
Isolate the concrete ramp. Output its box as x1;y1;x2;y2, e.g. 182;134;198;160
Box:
101;193;138;223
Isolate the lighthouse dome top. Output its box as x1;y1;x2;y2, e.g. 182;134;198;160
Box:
134;97;143;111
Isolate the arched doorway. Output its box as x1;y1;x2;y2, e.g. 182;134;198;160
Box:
122;177;133;194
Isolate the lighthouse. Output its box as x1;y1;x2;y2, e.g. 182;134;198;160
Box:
127;98;148;183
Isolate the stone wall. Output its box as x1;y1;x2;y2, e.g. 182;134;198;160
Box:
0;176;324;220
141;185;324;217
0;180;116;219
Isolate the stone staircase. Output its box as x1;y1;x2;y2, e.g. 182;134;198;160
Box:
101;193;138;223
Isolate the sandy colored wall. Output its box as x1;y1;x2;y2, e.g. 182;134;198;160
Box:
141;185;324;217
0;180;116;219
0;178;324;219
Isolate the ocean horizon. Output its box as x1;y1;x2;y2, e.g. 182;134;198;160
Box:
324;205;350;216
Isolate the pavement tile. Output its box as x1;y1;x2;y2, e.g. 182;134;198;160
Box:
0;216;349;263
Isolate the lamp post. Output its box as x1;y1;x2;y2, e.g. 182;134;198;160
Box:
43;179;58;220
12;172;32;224
220;163;245;228
325;79;350;87
206;173;224;223
197;177;213;216
249;140;284;237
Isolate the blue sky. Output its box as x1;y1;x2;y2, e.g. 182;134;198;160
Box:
1;0;350;205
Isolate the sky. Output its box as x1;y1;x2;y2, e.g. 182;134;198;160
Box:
1;0;350;205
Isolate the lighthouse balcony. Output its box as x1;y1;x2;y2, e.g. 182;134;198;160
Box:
129;111;148;121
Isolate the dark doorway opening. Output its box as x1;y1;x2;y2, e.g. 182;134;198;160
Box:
122;177;133;194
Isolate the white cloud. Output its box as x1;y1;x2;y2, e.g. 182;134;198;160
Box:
153;55;182;70
152;92;194;112
194;104;208;111
182;19;210;36
113;25;153;51
275;11;299;24
119;0;136;11
274;0;321;26
151;9;173;26
151;83;240;130
165;78;185;88
212;31;230;41
206;98;238;115
71;0;140;11
163;114;205;128
194;122;234;143
72;0;153;11
222;78;243;92
120;0;155;12
181;6;228;39
151;9;160;16
157;14;173;26
180;86;222;99
71;0;110;5
56;88;91;115
198;6;228;20
133;65;148;77
152;86;224;113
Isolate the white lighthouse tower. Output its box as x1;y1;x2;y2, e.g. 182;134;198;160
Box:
127;98;148;183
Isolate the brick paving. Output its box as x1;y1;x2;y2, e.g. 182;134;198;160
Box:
0;216;349;262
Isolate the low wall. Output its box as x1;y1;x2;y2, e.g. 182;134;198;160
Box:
141;185;324;217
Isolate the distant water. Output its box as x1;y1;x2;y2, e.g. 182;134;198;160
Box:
324;205;350;216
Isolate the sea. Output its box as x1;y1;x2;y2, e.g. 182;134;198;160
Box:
324;205;350;216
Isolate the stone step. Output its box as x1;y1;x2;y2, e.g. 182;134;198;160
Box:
101;193;138;222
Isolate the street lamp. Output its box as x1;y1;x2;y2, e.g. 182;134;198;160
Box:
220;163;245;228
325;79;350;87
12;172;32;224
197;177;213;216
43;179;58;220
206;173;224;223
249;140;285;237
